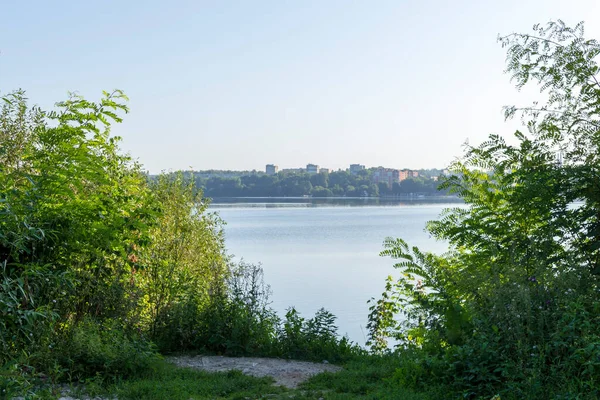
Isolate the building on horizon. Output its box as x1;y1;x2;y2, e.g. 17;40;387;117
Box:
399;169;419;181
265;164;279;175
349;164;365;175
281;168;305;174
372;168;400;187
319;168;330;174
306;164;320;174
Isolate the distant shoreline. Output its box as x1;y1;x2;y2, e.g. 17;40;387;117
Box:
208;196;464;208
209;195;462;201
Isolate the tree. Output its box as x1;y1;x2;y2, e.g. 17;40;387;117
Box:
499;20;600;271
311;186;333;197
368;21;600;397
377;182;390;196
368;184;379;197
0;90;231;387
310;172;329;188
0;90;156;364
331;184;345;196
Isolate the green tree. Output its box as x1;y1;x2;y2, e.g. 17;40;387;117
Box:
345;185;356;196
368;183;379;197
311;186;333;197
310;171;329;188
331;184;345;196
0;90;232;389
368;20;600;398
329;171;351;188
139;173;228;339
0;91;157;375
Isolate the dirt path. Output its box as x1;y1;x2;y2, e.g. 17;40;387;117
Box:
168;355;342;389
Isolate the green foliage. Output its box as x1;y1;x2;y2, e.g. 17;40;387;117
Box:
52;318;161;382
299;354;430;399
154;261;362;363
106;360;286;400
187;169;445;198
1;88;360;398
153;261;278;355
275;307;360;362
369;20;600;399
0;90;164;393
139;172;228;339
95;354;426;400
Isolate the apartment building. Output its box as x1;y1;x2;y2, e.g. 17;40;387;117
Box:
372;168;400;187
265;164;279;175
306;164;320;174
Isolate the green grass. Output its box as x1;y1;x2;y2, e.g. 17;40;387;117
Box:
298;355;430;399
91;355;431;400
12;354;430;399
105;360;287;399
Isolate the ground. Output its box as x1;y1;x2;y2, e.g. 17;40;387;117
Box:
167;355;342;389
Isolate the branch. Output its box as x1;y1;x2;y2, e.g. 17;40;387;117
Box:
500;33;564;48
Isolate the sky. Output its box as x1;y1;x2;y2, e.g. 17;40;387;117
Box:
2;0;600;173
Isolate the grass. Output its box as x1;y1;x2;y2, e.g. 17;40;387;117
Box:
297;355;429;399
105;360;287;399
19;354;430;399
82;355;431;400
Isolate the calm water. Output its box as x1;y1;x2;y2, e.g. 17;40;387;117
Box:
210;198;459;345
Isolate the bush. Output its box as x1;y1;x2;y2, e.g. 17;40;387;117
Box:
0;91;229;390
0;88;357;395
152;262;362;362
54;319;161;382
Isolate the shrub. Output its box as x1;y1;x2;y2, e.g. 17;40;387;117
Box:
0;88;357;395
152;261;362;362
53;318;160;382
0;91;229;390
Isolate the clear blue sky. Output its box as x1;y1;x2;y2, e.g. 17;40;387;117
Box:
2;0;599;173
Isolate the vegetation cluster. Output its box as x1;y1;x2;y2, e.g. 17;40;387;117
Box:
367;20;600;399
0;90;358;398
171;169;446;198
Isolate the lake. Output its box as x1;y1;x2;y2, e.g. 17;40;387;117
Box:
209;198;460;346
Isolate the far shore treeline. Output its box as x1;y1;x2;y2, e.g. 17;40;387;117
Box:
151;169;450;198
